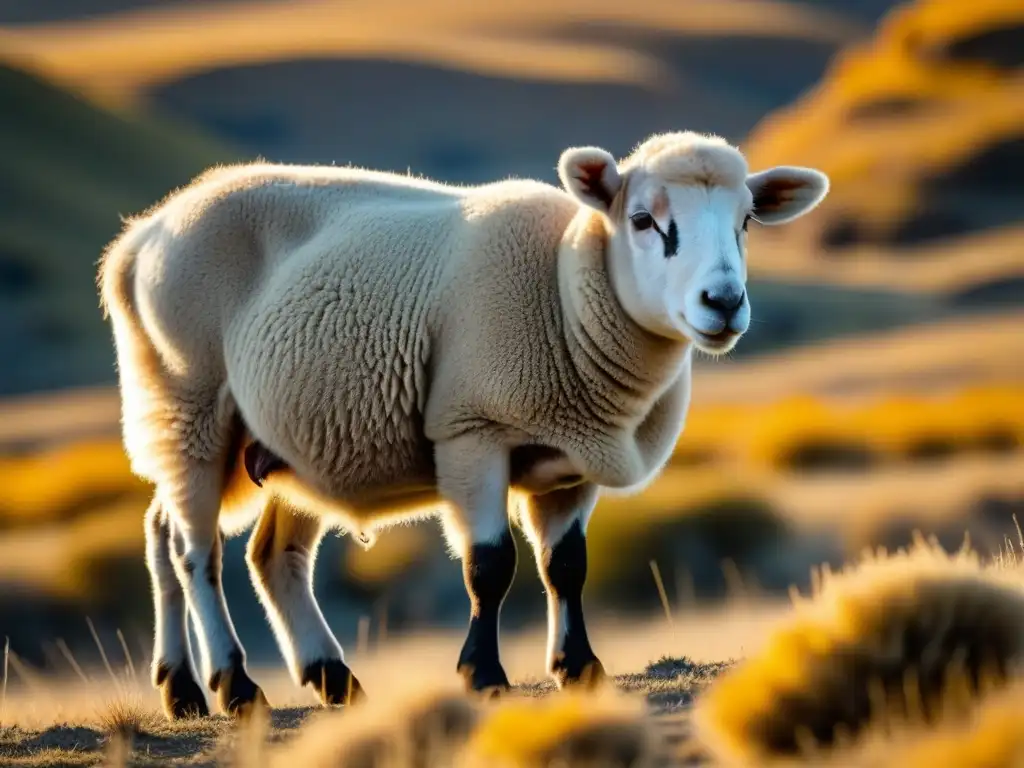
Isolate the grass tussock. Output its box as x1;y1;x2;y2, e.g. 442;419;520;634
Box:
460;689;655;768
94;694;159;741
875;680;1024;768
692;536;1024;764
270;687;481;768
271;686;658;768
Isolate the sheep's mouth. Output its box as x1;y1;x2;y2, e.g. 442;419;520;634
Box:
691;328;740;354
677;315;742;354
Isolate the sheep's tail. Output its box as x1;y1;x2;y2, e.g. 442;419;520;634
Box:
97;215;156;322
96;215;173;482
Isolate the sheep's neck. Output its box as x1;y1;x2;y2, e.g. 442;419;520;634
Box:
557;209;690;429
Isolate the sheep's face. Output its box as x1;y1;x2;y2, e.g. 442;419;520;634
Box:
558;136;829;355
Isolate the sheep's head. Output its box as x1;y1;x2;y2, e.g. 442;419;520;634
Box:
558;132;828;355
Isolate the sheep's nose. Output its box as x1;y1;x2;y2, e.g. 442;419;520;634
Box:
700;286;745;319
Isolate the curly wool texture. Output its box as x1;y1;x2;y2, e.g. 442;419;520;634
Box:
692;538;1024;764
95;135;737;535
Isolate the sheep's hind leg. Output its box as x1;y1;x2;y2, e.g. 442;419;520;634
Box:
145;497;209;718
246;501;364;706
437;434;517;697
523;484;607;689
164;450;268;718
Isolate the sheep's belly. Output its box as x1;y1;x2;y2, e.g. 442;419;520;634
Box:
265;466;444;524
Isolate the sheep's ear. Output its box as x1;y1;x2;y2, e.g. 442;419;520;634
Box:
746;166;829;225
558;147;623;213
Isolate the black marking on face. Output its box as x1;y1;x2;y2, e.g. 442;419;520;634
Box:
662;218;679;258
643;215;679;259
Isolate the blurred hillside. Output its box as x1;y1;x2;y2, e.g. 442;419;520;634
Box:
0;0;1022;677
744;0;1024;296
0;65;235;396
3;0;1021;400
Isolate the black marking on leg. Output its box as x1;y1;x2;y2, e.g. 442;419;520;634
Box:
457;530;516;694
205;532;222;589
301;657;366;706
244;441;287;487
155;661;209;719
209;649;268;718
544;519;605;688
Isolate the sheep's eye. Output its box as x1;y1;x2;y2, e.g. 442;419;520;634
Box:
630;211;654;231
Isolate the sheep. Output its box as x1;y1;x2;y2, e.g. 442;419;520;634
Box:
97;131;829;719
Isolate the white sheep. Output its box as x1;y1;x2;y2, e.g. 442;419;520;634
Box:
98;131;828;719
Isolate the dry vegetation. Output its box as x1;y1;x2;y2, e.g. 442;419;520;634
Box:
5;536;1024;766
3;376;1020;608
693;536;1024;764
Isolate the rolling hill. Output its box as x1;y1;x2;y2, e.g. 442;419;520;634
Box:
742;0;1024;294
0;65;236;396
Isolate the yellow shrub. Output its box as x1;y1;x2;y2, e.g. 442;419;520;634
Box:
460;690;655;768
692;537;1024;765
675;385;1024;471
0;438;146;525
882;680;1024;768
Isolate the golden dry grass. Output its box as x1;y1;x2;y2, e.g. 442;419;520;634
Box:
267;687;481;768
691;537;1024;765
5;380;1021;527
872;680;1024;768
680;383;1024;469
1;371;1021;605
8;538;1024;765
0;611;742;767
460;689;659;768
0;0;858;108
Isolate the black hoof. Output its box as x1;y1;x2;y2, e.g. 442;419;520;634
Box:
301;658;366;706
552;656;607;690
154;661;210;720
458;662;511;698
209;653;269;718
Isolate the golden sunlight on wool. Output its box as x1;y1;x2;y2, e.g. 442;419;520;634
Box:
691;538;1024;764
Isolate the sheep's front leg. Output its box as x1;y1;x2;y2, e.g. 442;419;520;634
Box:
523;483;606;689
246;502;364;706
437;434;517;696
145;497;209;718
